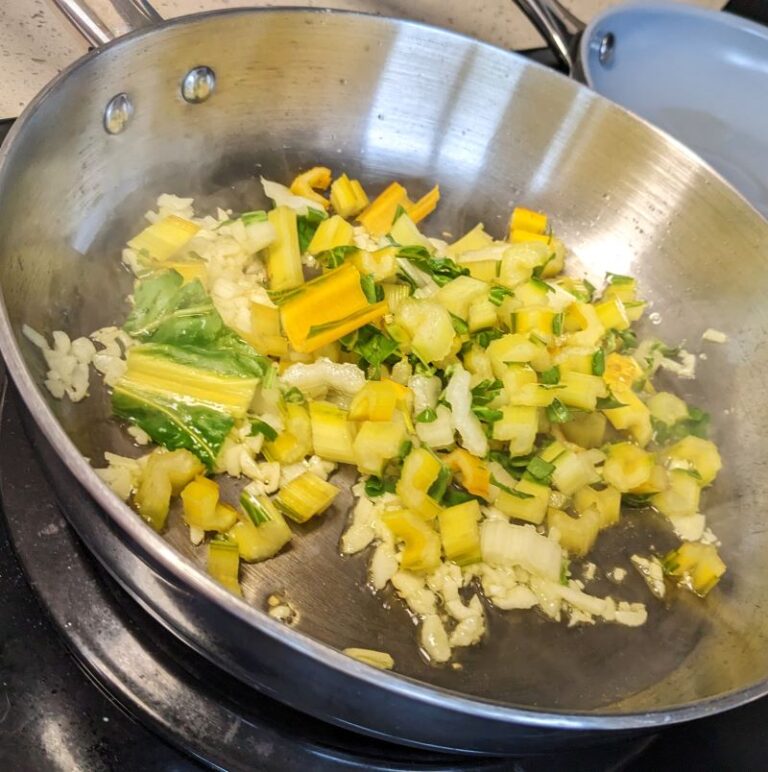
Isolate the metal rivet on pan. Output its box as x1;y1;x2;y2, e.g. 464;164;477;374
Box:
597;32;616;66
181;66;216;104
103;93;133;135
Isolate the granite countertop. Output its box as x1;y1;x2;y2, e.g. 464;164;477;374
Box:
1;0;724;117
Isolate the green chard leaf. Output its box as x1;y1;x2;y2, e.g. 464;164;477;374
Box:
296;207;328;253
596;393;627;410
365;476;397;498
489;285;513;306
283;386;306;404
353;325;400;378
249;419;278;441
317;245;357;269
546;398;571;424
428;466;453;502
123;271;222;345
539;366;560;385
415;408;437;423
112;387;233;469
450;314;470;335
399;249;469;287
471;378;503;406
525;456;556;485
592;348;606;376
652;407;710;445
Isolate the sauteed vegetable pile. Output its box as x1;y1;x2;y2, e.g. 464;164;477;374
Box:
25;167;725;665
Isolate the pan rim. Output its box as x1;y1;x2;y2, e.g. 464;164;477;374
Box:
1;5;767;732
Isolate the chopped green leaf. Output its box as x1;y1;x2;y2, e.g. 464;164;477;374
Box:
622;493;652;508
353;325;400;379
283;387;306;404
450;314;469;335
442;487;480;506
400;249;469;287
365;476;397;498
651;407;710;445
546;398;571;424
112;387;232;469
472;328;504;349
539;366;560;385
428;466;452;502
489;285;512;306
606;272;634;286
241;210;268;225
359;274;380;304
296;207;327;253
552;312;565;336
317;245;357;268
596;393;627;410
471;379;503;406
123;271;222;345
592;348;606;376
530;277;554;294
249;419;278;441
473;406;503;423
415;408;437;424
532;254;556;279
526;456;556;485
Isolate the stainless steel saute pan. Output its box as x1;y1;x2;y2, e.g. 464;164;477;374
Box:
1;0;767;755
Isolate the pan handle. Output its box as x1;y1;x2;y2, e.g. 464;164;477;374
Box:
49;0;162;47
511;0;585;75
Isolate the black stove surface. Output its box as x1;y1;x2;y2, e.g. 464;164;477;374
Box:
2;6;768;762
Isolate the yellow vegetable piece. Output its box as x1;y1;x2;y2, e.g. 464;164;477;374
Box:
663;542;726;597
266;206;304;291
602;442;653;492
509;206;548;236
134;449;205;532
381;509;442;573
603;352;644;393
573;485;621;529
438;500;482;565
396;447;443;520
279;262;376;351
181;476;220;528
514;307;556;337
446;223;494;257
121;348;259;420
406;185;440;224
127;214;200;262
230;494;292;562
443;448;490;498
352;246;399;282
560;411;607;449
275;471;340;523
207;538;241;596
663;436;722;486
289;166;332;209
493;477;550;524
602;388;652;447
594;296;630;331
558;371;608;411
509;229;551;245
492;405;538;456
652;469;701;518
349;381;400;422
357;182;408;235
264;403;313;465
330;173;370;218
309;401;357;464
308;214;354;254
353;420;407;475
548;506;601;557
298;302;388;353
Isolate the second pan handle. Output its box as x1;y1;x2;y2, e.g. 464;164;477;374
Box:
512;0;586;75
48;0;162;47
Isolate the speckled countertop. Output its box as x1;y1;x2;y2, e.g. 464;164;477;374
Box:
1;0;724;117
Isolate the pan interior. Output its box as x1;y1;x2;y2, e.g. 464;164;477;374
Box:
1;9;767;714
